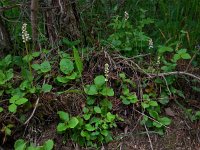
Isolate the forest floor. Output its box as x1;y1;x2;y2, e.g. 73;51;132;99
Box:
1;52;200;150
2;99;200;150
32;104;200;150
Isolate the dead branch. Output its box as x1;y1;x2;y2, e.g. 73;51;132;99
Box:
24;79;46;125
149;71;200;81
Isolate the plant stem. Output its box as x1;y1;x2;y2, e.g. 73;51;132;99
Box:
25;42;33;86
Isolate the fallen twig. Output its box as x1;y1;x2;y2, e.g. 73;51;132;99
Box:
149;71;200;81
144;124;154;150
24;79;46;125
24;97;40;125
133;108;170;129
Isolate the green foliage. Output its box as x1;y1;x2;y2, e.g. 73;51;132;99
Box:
1;124;14;136
57;107;120;148
14;139;54;150
8;95;28;113
42;84;52;93
140;94;171;135
103;13;153;56
56;51;81;84
119;73;137;105
32;61;51;73
153;45;191;104
0;55;14;93
1;0;200;148
119;72;172;134
84;75;114;96
57;75;121;148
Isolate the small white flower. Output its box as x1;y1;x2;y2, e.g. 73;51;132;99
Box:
157;56;161;65
124;11;129;20
148;38;153;49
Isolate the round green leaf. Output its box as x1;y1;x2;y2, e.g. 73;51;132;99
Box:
106;112;115;122
100;99;112;110
120;96;130;105
9;95;20;103
40;61;51;73
149;110;159;119
68;117;79;128
153;121;162;128
43;139;54;150
83;114;91;120
81;130;90;139
57;123;68;132
86;97;95;105
84;85;98;95
42;84;52;93
60;59;74;74
94;75;105;87
94;106;101;113
57;111;69;121
32;52;41;57
141;102;149;109
15;98;28;105
31;64;41;71
56;76;69;83
100;87;114;96
149;101;158;107
8;104;17;113
159;117;171;125
85;124;95;131
14;139;27;150
101;130;109;136
172;54;181;62
158;46;173;53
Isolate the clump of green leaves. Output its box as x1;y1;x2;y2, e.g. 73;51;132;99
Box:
119;72;171;135
8;95;28;113
57;75;122;148
32;61;51;74
84;75;114;96
119;73;138;105
14;139;54;150
154;46;191;104
1;124;14;139
56;49;83;84
0;55;14;96
140;94;171;135
104;10;153;56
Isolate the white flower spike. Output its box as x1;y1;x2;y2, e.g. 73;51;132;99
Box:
22;23;31;43
104;63;109;82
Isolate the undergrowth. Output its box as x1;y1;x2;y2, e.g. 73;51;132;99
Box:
0;1;200;149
